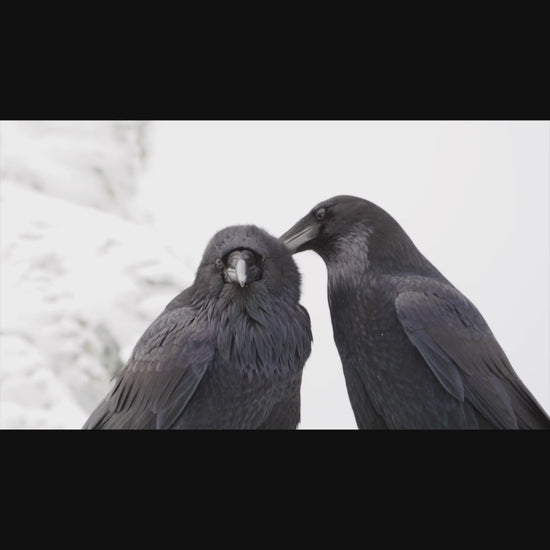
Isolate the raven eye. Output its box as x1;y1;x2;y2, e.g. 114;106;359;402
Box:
314;207;326;221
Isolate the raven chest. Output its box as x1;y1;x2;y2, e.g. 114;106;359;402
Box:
213;304;310;382
329;278;399;342
328;277;414;386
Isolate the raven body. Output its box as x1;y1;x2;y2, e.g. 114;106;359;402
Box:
281;195;550;429
83;225;312;429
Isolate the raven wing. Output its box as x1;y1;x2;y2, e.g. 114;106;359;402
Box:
395;280;550;429
83;305;214;429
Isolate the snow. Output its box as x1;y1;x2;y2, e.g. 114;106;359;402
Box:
1;120;549;429
1;121;147;219
1;121;193;428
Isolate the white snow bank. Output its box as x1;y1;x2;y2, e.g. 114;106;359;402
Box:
1;121;194;428
0;121;147;220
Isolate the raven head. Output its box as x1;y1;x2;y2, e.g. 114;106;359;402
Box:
280;195;435;275
197;225;302;302
280;195;375;258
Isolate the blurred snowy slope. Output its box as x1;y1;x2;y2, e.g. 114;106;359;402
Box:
0;121;194;428
1;121;147;219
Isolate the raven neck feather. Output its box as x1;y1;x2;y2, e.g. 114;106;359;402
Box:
212;290;311;381
325;222;442;290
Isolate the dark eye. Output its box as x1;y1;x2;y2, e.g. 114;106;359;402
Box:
314;207;326;221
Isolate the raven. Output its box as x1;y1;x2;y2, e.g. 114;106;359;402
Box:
281;195;550;429
83;225;312;429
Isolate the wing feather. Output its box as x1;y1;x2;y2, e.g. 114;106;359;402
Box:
83;305;214;429
396;282;549;429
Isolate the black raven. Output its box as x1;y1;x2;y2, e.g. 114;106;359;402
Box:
83;225;312;429
281;195;550;429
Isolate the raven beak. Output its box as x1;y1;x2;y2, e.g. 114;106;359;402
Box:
224;251;250;287
235;257;247;287
280;218;319;253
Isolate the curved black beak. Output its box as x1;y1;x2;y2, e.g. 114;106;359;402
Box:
280;215;320;253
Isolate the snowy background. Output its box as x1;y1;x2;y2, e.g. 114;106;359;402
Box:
1;120;548;429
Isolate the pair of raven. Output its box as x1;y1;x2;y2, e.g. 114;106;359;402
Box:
84;196;550;429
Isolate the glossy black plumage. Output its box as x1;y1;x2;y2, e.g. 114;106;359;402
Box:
281;195;550;429
83;225;312;429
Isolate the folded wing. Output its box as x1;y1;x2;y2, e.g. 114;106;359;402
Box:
395;281;550;429
83;306;214;429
